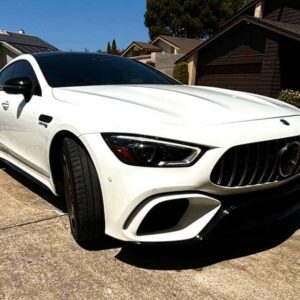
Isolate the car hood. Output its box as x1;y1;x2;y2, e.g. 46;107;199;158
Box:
52;85;300;126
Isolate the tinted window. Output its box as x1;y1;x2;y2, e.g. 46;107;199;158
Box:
35;54;178;88
0;64;15;86
12;61;41;96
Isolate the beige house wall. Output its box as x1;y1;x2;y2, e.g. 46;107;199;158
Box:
187;53;198;85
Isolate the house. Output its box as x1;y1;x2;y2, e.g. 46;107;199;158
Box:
121;41;161;58
0;29;57;69
151;35;202;55
122;35;203;76
177;0;300;98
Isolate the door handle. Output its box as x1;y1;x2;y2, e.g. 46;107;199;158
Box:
2;101;9;111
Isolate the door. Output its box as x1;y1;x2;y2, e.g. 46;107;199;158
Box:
0;63;15;153
0;60;49;177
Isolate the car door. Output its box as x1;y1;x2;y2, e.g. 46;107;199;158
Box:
0;60;49;177
0;63;15;154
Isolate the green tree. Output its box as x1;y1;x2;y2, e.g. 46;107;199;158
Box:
145;0;248;40
106;42;111;54
173;62;189;84
111;39;117;54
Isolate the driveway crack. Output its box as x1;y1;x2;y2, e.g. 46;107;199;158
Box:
0;214;67;232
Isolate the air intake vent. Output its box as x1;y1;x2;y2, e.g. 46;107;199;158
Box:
211;136;300;187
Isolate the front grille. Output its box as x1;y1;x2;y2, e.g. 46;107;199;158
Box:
211;136;300;187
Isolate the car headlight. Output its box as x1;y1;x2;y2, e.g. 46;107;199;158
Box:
102;134;203;167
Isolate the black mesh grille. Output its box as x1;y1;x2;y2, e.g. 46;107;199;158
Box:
211;136;300;187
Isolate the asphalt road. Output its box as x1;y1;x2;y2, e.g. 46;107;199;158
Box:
0;164;299;300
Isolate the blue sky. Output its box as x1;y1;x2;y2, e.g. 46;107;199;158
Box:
0;0;148;52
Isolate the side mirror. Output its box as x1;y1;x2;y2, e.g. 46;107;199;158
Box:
2;77;33;102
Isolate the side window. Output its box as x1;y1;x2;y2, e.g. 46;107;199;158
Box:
11;61;42;96
0;64;15;86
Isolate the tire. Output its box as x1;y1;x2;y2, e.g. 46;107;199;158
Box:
61;137;105;243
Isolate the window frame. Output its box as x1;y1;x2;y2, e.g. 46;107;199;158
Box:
0;59;42;97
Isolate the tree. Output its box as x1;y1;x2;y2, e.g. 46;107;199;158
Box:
173;62;189;84
111;39;117;54
144;0;248;40
106;42;111;54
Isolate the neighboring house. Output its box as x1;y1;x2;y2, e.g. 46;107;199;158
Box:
0;29;57;69
122;35;203;76
177;0;300;98
151;35;202;55
121;41;161;58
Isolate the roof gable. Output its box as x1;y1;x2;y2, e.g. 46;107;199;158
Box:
121;41;161;57
152;35;203;53
177;16;300;63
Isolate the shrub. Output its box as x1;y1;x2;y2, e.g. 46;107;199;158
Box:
146;61;155;67
173;62;189;84
278;90;300;108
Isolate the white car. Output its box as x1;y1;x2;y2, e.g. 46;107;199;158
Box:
0;52;299;244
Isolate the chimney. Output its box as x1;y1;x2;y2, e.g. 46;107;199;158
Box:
0;29;8;35
254;1;264;18
18;29;26;35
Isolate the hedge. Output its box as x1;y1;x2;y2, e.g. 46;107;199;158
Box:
173;62;189;84
278;90;300;108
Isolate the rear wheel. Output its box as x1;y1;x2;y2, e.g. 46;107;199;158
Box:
61;137;104;243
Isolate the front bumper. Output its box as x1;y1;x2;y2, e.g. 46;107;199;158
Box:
198;178;300;241
80;116;300;243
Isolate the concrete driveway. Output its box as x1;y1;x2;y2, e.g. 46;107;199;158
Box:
0;164;299;300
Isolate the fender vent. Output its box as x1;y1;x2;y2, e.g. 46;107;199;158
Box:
211;136;300;187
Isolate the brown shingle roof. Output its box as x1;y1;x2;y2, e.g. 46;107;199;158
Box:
153;35;203;53
133;42;161;52
260;19;300;36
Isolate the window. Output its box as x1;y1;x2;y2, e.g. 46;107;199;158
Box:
35;53;178;88
12;61;41;96
0;64;15;86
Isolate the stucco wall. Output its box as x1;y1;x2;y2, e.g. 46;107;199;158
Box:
151;52;183;76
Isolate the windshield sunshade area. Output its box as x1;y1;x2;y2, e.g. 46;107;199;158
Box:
35;53;178;87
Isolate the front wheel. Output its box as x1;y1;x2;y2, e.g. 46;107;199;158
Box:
61;137;105;243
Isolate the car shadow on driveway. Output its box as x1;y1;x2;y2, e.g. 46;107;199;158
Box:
114;213;300;270
2;163;299;270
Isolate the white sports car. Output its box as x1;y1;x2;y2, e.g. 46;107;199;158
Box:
0;52;299;244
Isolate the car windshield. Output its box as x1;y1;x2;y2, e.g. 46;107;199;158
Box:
35;53;178;87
